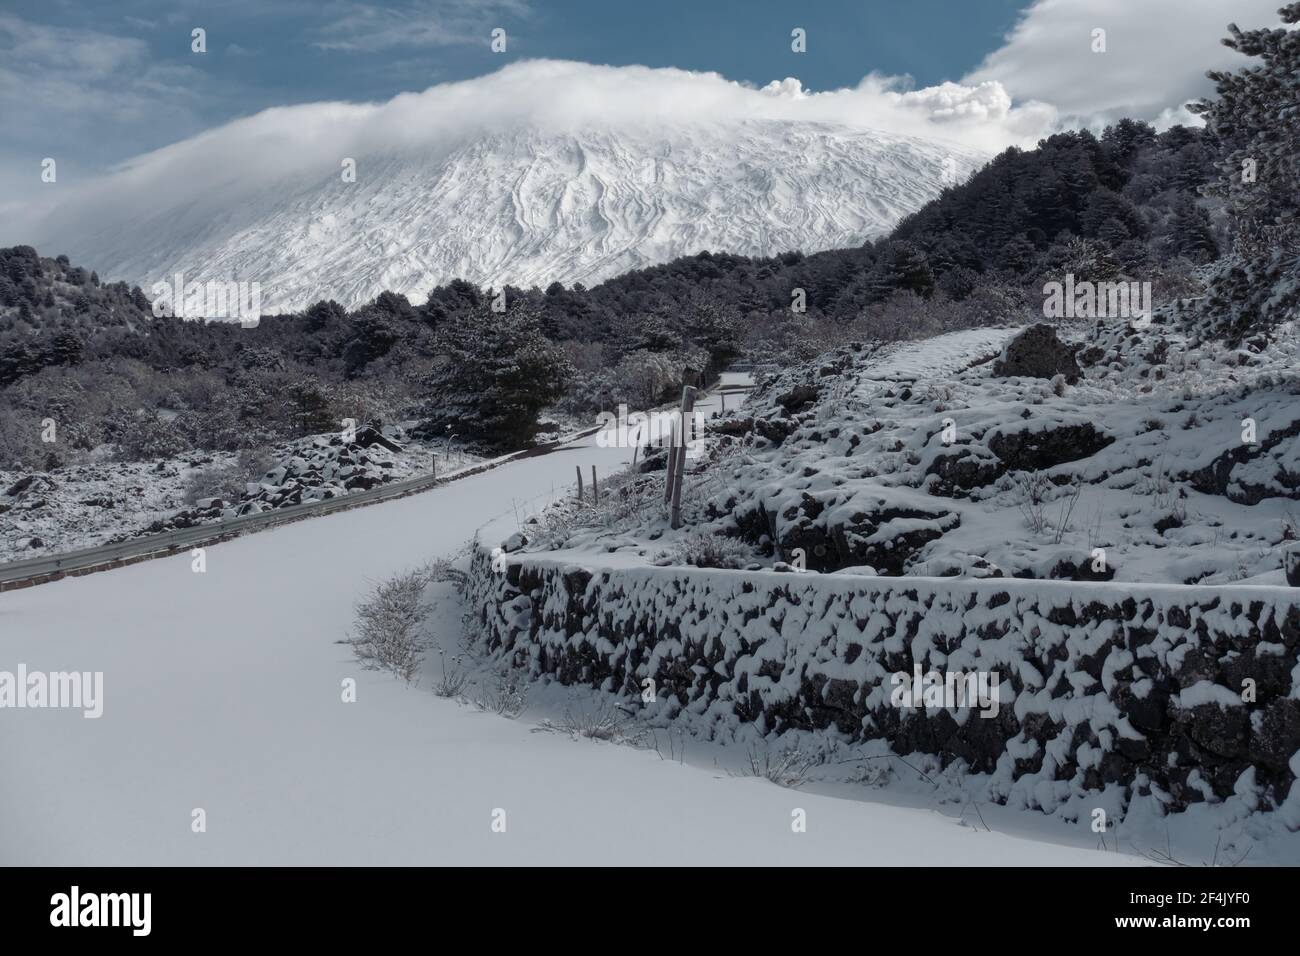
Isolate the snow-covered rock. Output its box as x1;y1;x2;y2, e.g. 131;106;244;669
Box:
468;547;1300;825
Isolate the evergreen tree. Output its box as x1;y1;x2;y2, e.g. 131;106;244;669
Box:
1169;194;1219;262
421;303;570;450
1189;3;1300;340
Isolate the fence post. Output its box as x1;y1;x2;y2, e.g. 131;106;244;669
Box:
670;385;698;530
576;465;584;502
663;417;679;504
591;465;599;505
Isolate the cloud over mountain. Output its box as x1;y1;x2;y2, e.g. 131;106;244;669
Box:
4;59;1043;309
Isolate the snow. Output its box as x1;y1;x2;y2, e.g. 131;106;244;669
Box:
0;425;479;564
541;320;1300;586
1;426;1139;865
33;122;985;313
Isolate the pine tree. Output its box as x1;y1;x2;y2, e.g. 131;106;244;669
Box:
1188;3;1300;341
1169;194;1219;262
422;302;570;450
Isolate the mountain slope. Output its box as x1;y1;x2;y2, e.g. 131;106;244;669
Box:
28;121;984;313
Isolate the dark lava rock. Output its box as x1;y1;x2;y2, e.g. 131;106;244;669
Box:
776;384;818;412
993;323;1081;382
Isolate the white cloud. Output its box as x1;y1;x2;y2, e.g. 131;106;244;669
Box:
3;58;1057;246
963;0;1283;125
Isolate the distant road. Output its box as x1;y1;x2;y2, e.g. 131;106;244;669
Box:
0;424;604;591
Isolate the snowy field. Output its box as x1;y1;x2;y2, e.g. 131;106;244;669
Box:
0;409;1143;866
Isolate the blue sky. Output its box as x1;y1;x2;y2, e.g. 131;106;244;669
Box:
3;1;1027;119
0;0;1010;203
0;0;1281;204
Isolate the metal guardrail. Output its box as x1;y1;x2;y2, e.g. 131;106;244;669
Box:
0;423;603;591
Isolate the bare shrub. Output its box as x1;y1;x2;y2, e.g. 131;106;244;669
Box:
537;703;644;744
1052;477;1084;545
474;669;527;718
1012;470;1052;535
733;745;821;789
667;530;751;569
1282;507;1299;543
420;556;469;596
432;649;471;698
346;570;430;684
848;759;892;789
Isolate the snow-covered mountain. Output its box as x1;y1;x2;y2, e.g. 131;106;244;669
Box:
26;120;984;313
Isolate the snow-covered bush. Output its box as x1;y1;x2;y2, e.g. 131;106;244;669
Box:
539;704;643;743
346;570;431;684
668;530;751;569
473;669;527;718
182;447;274;504
112;411;189;461
432;649;470;699
736;745;822;789
1188;3;1300;342
1011;470;1052;536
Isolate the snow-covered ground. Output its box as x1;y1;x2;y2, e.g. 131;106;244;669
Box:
539;322;1300;586
0;426;479;565
1;419;1141;865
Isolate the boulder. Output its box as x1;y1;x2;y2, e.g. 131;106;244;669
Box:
355;425;403;453
4;474;55;498
993;323;1081;382
776;384;818;412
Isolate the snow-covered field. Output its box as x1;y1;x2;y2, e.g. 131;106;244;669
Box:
1;420;1142;866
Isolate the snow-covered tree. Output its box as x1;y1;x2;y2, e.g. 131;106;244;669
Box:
1188;3;1300;341
422;302;570;450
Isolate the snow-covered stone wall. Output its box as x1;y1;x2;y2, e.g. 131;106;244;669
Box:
469;548;1300;821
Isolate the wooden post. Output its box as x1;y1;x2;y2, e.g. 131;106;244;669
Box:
670;385;698;530
663;419;678;504
591;465;599;505
576;465;584;502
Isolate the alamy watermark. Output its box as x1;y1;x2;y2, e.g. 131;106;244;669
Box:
1043;274;1151;320
0;665;103;718
151;272;262;327
50;886;150;936
596;404;707;460
889;664;1000;718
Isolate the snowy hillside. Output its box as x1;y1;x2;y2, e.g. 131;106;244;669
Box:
520;317;1300;587
23;121;983;313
